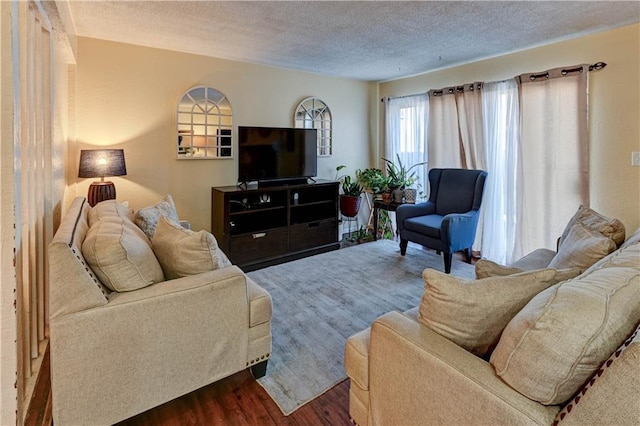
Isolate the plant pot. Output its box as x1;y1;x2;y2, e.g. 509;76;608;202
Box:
392;189;404;203
403;188;417;204
340;194;362;217
381;191;392;203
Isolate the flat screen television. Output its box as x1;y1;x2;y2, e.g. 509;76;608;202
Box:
238;126;317;184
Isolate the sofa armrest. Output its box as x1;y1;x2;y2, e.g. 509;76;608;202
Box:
368;311;559;426
441;210;479;250
50;266;251;425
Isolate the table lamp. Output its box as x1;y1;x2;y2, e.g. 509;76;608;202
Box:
78;149;127;206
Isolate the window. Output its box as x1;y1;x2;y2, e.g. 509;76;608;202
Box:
177;86;232;159
385;94;429;192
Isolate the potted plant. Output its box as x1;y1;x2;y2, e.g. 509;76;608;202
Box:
339;174;364;217
336;165;364;217
356;168;386;199
382;154;426;203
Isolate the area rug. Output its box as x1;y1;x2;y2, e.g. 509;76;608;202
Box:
247;239;475;415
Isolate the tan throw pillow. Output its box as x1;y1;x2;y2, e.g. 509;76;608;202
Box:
82;208;165;292
548;223;617;270
134;194;180;239
152;216;222;280
583;240;640;276
560;205;625;248
490;267;640;405
475;259;523;279
88;199;134;226
418;268;578;356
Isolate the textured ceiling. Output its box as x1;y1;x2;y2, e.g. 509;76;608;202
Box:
63;1;640;82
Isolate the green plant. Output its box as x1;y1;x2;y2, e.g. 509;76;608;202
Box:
382;154;427;189
336;165;363;196
356;168;387;193
377;210;394;239
346;226;374;243
341;175;363;196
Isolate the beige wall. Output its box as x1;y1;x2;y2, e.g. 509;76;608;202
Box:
379;23;640;233
75;38;372;232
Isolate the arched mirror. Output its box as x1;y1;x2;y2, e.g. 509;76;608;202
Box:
177;86;232;159
294;97;332;157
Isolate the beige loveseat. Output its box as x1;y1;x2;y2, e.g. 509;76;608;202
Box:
345;223;640;425
49;197;272;425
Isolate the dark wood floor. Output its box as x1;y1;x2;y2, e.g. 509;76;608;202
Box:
32;348;352;426
117;370;351;426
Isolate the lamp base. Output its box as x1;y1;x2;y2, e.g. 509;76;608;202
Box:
87;181;116;207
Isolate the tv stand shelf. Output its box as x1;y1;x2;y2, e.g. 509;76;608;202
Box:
211;180;340;271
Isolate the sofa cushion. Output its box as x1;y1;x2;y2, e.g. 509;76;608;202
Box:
404;215;443;238
418;268;578;356
548;223;617;271
553;326;640;426
152;216;222;280
559;205;625;248
135;194;180;240
620;227;640;250
553;324;640;425
509;248;556;270
82;203;165;292
490;267;640;405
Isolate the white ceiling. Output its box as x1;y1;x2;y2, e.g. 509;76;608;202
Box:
62;0;640;82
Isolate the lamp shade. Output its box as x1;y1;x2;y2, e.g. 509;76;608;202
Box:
78;149;127;178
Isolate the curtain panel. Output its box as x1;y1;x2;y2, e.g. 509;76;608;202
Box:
517;65;589;253
481;79;524;264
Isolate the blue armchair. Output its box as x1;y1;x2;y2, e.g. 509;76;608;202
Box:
396;168;488;273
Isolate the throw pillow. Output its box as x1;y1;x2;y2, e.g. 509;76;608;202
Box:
490;267;640;405
151;216;222;279
475;259;523;279
548;223;617;270
418;267;579;356
82;208;165;292
582;239;640;276
476;259;580;283
559;205;625;248
88;199;134;226
134;194;180;240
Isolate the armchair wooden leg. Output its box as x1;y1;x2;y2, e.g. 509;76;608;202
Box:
400;239;408;256
443;252;453;274
465;248;472;264
250;360;268;379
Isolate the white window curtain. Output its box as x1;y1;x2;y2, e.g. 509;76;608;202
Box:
518;66;589;254
481;79;524;264
385;94;429;194
427;90;462;170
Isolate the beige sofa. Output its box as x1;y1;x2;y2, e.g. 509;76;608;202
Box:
345;227;640;426
49;197;272;425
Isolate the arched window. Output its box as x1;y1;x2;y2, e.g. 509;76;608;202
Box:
294;97;332;157
177;86;232;159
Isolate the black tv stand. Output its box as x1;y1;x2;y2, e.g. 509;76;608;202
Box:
257;178;309;188
211;180;340;271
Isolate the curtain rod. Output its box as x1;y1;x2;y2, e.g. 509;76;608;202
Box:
381;92;428;103
381;61;607;101
525;62;607;82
